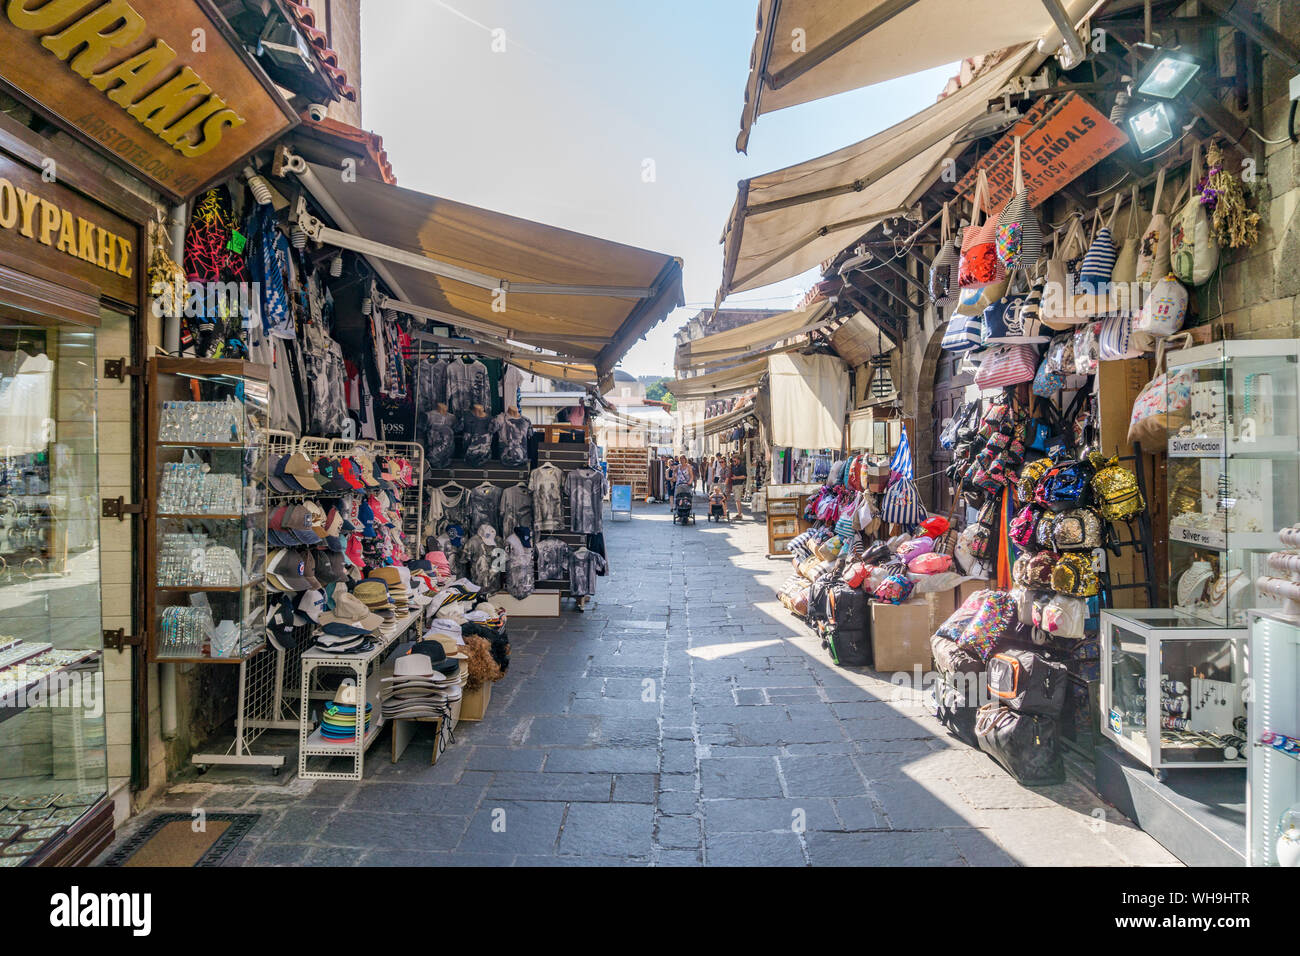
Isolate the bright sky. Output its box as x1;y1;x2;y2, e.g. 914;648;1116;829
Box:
359;0;956;378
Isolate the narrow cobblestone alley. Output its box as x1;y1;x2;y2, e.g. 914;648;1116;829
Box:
121;502;1179;866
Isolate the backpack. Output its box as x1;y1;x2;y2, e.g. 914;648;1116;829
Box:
987;649;1068;716
829;582;870;632
1090;455;1145;521
975;704;1065;785
824;624;872;667
880;478;926;529
956;591;1017;661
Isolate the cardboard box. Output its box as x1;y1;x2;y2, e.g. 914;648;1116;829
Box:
459;681;492;721
871;601;933;673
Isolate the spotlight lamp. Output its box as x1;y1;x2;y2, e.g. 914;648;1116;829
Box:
1137;48;1201;99
1128;101;1175;153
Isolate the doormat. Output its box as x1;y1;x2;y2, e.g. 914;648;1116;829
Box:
100;813;259;867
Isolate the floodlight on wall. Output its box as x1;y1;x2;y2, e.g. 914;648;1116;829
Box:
1127;101;1175;153
1137;49;1201;99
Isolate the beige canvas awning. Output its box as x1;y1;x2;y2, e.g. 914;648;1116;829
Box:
666;357;769;401
677;301;835;369
701;403;757;437
735;0;1103;151
286;157;683;375
412;331;599;386
720;49;1031;297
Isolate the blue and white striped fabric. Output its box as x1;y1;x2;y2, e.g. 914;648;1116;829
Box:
889;425;913;484
1079;226;1117;292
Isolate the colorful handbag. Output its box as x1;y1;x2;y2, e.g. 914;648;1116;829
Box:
1045;332;1075;373
1033;512;1056;550
974;344;1040;390
956;591;1017;661
1009;504;1040;548
1072;322;1100;375
1041;595;1086;639
1039;459;1093;511
938;589;993;640
909;552;953;575
1018;456;1054;506
958;169;1005;287
880;478;926;528
995;136;1043;270
1026;551;1062;589
873;569;915;605
1031;355;1065;398
983;278;1049;344
1128;334;1195;446
1052;553;1100;597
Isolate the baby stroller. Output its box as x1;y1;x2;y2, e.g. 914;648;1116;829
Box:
673;487;695;525
708;500;726;522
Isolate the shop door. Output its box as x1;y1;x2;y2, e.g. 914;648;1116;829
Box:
930;349;973;521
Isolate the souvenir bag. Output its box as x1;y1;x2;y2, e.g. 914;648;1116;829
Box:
976;704;1065;785
995;136;1044;270
1111;185;1142;286
1078;205;1118;295
958;169;1005;287
1040;459;1092;512
983;277;1049;344
941;310;984;353
1031;354;1065;398
973;344;1039;390
880;478;926;529
1072;322;1100;376
896;536;934;561
1050;507;1103;551
937;589;994;640
1009;504;1040;548
1134;273;1188;337
1051;553;1100;597
987;648;1069;715
1040;595;1086;640
1045;332;1075;373
1026;550;1062;589
951;278;1011;320
1017;456;1054;505
909;552;953;575
1012;554;1034;587
1098;312;1142;361
929;202;962;307
1090;454;1145;521
1170;146;1219;286
873;568;915;605
1010;586;1036;625
1033;512;1056;550
1041;216;1090;329
1128;334;1195;446
939;400;978;450
1135;167;1172;288
956;590;1017;661
867;458;890;493
977;396;1013;440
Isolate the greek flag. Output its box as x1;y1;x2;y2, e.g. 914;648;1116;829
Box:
889;424;913;483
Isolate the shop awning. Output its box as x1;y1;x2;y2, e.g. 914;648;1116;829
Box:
665;357;769;401
701;403;756;438
721;48;1031;297
735;0;1102;151
677;301;835;369
283;153;684;376
411;330;599;386
769;352;849;449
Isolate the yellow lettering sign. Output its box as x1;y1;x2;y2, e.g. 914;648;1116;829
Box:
0;179;133;280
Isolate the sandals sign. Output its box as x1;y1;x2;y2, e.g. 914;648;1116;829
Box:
0;0;297;201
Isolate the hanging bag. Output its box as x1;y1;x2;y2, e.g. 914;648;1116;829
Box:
1111;184;1142;286
983;276;1049;344
1135;273;1189;337
1171;145;1219;286
958;169;1005;287
996;136;1044;270
1135;167;1172;289
1127;333;1195;446
1041;216;1090;329
973;344;1040;390
929;202;962;307
1078;202;1119;295
880;478;926;529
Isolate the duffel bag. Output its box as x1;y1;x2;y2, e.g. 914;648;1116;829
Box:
933;669;983;747
825;625;872;667
975;704;1065;786
807;574;834;622
930;633;984;675
986;648;1068;716
829;582;870;633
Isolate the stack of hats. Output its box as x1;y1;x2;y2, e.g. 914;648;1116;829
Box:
353;578;397;637
368;567;410;617
378;645;462;720
309;592;382;654
319;680;373;742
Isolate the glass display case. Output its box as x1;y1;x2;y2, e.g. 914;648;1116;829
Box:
1101;609;1248;776
1165;340;1300;627
1248;610;1300;866
146;358;269;663
0;325;107;865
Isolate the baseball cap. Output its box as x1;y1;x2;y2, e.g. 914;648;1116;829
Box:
338;457;366;491
267;549;313;592
284;452;324;491
268;505;297;547
284;505;323;546
357;500;377;538
313;550;344;585
298;588;328;623
316;457;351;493
353;452;380;488
269;454;304;494
304;501;329;539
345;533;365;570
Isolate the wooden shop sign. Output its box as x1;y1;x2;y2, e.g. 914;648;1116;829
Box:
957;93;1129;212
0;0;298;201
0;151;138;304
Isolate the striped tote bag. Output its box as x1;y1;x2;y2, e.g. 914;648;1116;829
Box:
1078;206;1118;294
995;136;1043;270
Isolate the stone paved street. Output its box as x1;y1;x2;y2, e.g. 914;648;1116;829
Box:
112;501;1179;866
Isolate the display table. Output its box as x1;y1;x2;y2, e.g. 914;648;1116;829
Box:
297;607;428;781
